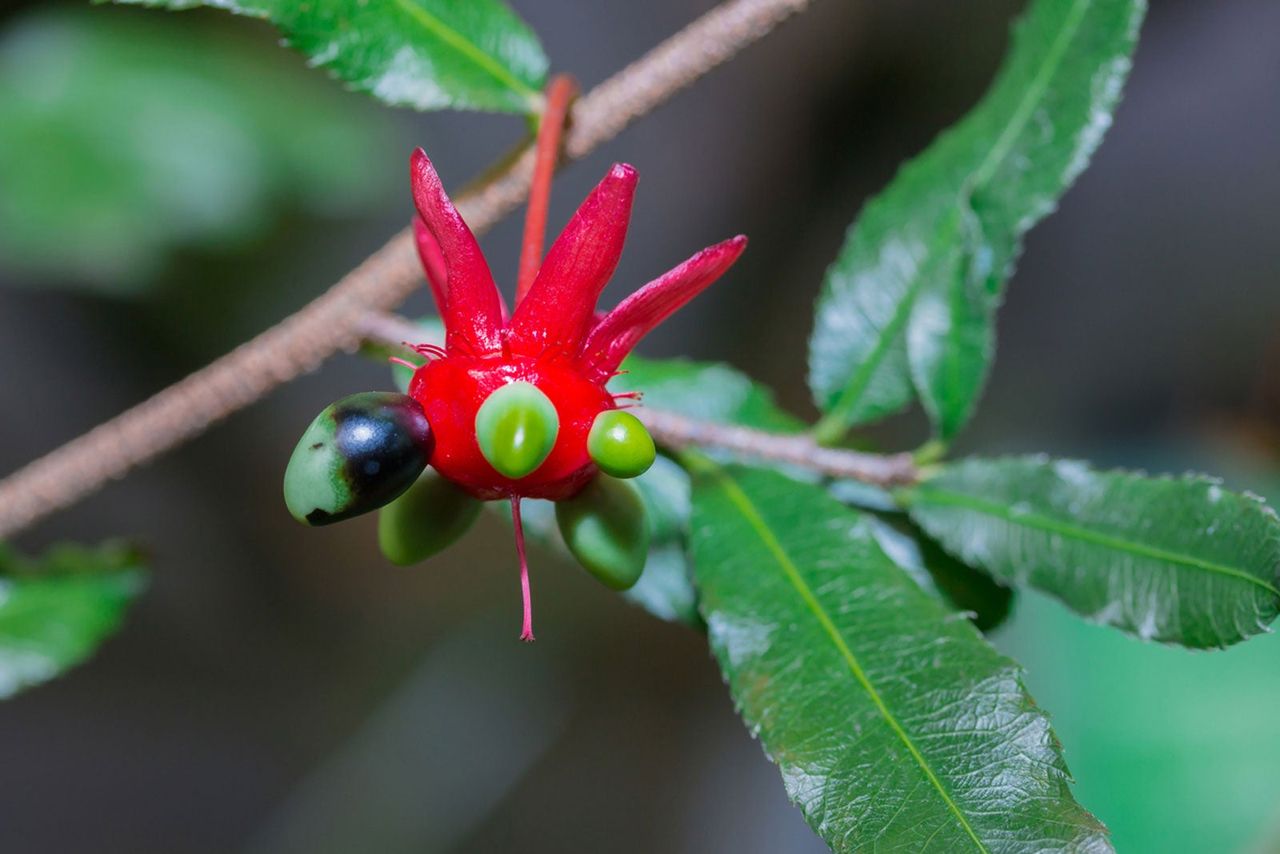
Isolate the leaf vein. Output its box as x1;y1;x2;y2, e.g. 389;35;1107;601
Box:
709;467;990;853
913;487;1280;597
388;0;539;102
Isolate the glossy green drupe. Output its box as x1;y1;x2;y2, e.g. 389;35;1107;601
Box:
555;475;649;591
475;381;559;479
378;468;483;565
587;410;655;479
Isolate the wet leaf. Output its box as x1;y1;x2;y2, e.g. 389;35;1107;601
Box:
904;456;1280;648
691;463;1108;851
808;0;1145;440
110;0;547;113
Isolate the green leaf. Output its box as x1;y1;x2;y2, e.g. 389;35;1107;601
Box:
690;464;1108;851
110;0;547;114
808;0;1145;441
0;10;394;292
866;514;1014;633
0;542;147;698
612;355;804;434
904;456;1280;649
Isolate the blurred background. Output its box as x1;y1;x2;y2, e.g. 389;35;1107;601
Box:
1;0;1278;851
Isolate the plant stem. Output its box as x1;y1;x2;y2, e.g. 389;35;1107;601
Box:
0;0;814;541
638;409;917;486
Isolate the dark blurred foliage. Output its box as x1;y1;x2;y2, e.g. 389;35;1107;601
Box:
0;0;1277;851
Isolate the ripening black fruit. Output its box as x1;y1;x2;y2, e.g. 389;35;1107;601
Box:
555;475;650;590
284;392;434;526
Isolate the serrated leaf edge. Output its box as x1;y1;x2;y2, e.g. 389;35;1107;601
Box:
700;465;991;853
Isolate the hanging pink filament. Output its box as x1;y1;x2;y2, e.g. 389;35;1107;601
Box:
511;497;535;642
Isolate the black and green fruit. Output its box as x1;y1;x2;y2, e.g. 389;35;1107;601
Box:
284;392;434;526
378;468;483;565
555;475;650;590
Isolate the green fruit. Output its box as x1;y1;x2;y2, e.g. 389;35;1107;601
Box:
378;468;483;565
555;475;650;590
475;381;559;479
283;392;433;526
587;410;656;479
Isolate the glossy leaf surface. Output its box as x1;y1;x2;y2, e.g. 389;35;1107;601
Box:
905;456;1280;648
690;464;1108;852
111;0;547;113
866;514;1014;633
0;543;146;698
808;0;1145;440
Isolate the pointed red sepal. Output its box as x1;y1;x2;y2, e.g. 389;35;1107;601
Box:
508;164;638;359
413;217;449;318
410;148;505;356
579;235;748;380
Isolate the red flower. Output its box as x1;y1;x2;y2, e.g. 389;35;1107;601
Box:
406;148;747;502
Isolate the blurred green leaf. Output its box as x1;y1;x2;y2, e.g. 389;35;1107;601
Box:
614;356;804;434
690;463;1108;851
0;541;147;698
616;455;699;625
110;0;547;114
865;514;1014;632
904;456;1280;648
808;0;1145;441
0;10;394;292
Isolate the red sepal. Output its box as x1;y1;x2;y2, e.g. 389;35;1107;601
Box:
508;164;638;359
579;235;748;380
412;217;449;318
410;149;505;356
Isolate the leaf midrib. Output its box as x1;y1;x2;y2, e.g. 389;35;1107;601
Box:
817;0;1097;434
820;270;924;427
969;0;1094;189
708;468;989;853
913;487;1280;597
388;0;539;102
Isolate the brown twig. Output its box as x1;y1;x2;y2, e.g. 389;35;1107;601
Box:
0;0;813;539
357;312;918;487
636;409;917;486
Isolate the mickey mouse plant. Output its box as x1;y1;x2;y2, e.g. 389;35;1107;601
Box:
263;0;1280;848
285;78;746;638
